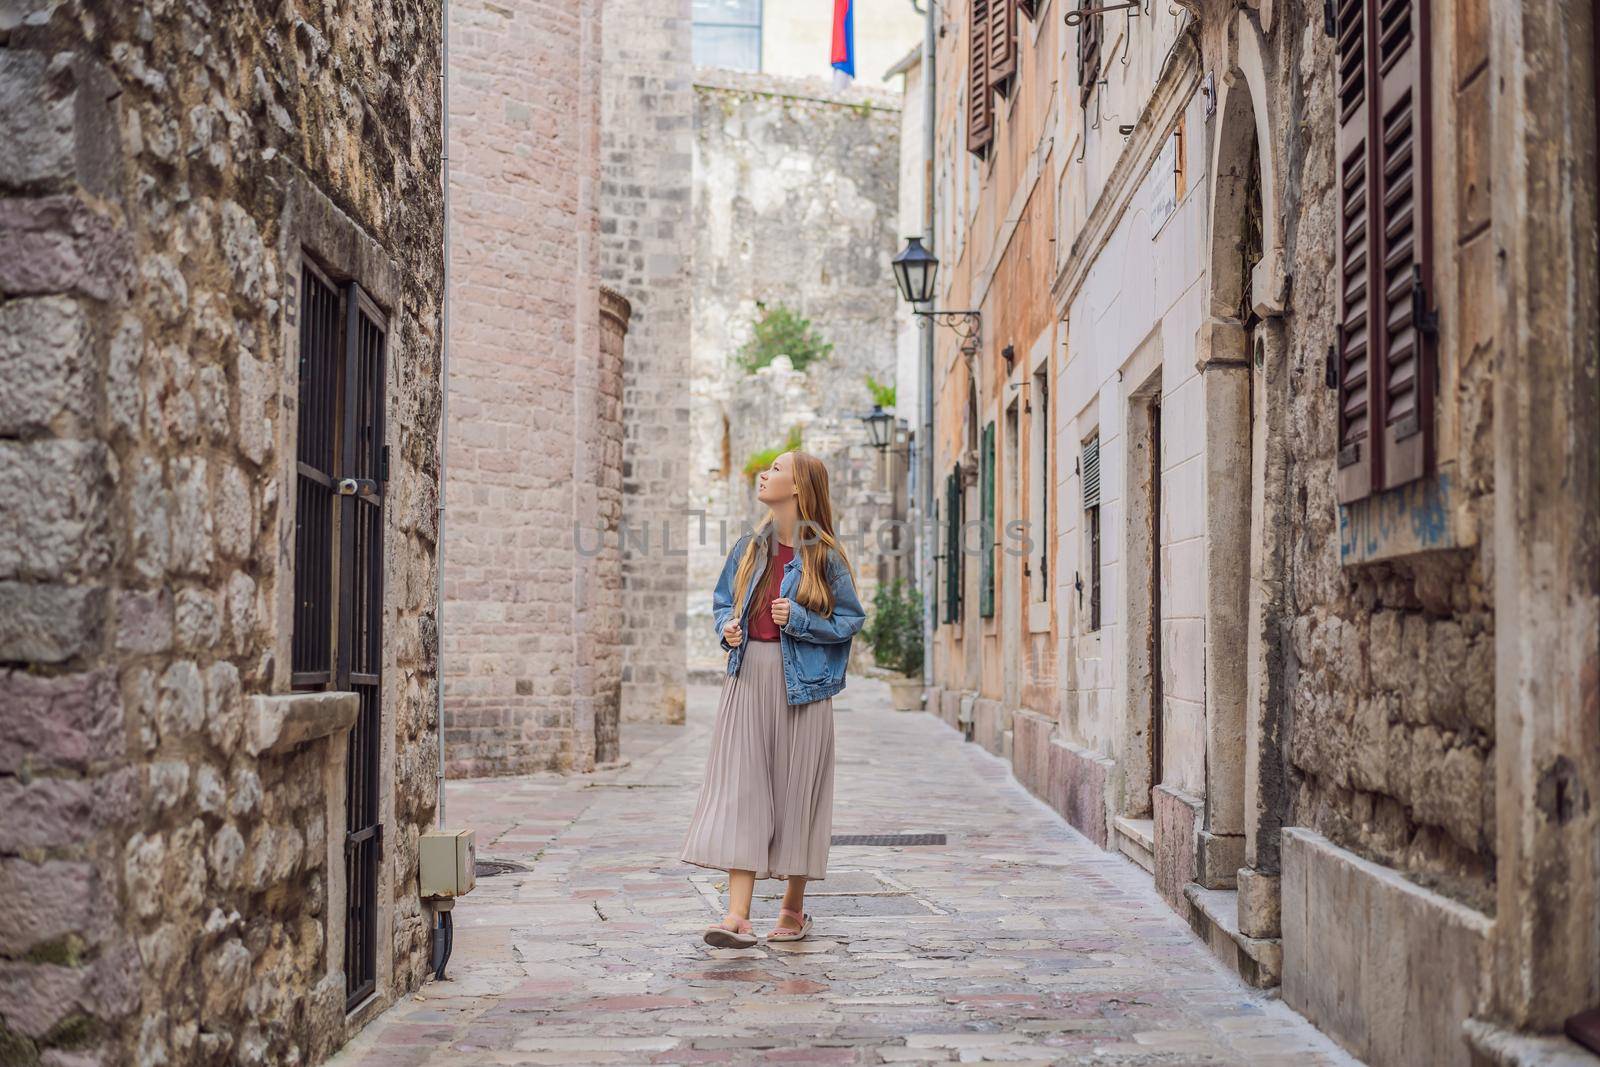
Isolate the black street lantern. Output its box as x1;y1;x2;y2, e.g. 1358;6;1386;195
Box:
892;236;939;305
860;404;894;451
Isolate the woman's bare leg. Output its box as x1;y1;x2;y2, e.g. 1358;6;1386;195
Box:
726;868;757;922
778;875;807;929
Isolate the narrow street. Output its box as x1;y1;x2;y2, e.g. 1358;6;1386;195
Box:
333;678;1356;1066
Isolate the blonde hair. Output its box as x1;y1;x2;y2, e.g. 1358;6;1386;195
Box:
730;451;856;619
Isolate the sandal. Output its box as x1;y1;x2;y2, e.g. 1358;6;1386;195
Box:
766;906;812;942
702;912;757;949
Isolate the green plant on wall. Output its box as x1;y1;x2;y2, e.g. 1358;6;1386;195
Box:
742;425;803;480
862;579;924;677
865;373;896;408
736;303;833;373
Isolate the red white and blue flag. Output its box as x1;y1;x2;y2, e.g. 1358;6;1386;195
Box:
831;0;856;87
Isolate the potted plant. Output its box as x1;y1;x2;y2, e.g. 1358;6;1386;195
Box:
862;579;925;711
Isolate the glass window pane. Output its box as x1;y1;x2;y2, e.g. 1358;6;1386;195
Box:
692;25;761;71
692;0;760;27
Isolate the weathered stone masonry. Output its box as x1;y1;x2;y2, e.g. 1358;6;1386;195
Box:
602;0;694;727
0;3;442;1064
443;0;619;776
687;71;905;678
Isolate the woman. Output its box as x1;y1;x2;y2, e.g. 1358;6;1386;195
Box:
680;450;866;948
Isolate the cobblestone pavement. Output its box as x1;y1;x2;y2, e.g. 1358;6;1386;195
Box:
333;675;1359;1066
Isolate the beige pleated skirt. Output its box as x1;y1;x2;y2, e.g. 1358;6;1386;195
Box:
680;639;835;881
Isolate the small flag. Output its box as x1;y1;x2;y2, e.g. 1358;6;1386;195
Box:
831;0;855;88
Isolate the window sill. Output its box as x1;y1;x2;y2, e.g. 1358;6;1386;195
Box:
247;691;361;757
1337;465;1474;567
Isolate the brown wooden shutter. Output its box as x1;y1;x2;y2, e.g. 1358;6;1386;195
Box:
1077;4;1102;106
1335;0;1434;503
1374;0;1434;489
968;0;993;155
1334;0;1373;503
990;0;1018;97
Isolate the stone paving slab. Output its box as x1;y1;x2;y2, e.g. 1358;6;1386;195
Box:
331;680;1360;1067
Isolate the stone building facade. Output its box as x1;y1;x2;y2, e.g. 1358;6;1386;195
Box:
601;0;917;706
686;70;908;678
442;0;630;776
1;2;445;1064
916;0;1597;1063
601;0;694;727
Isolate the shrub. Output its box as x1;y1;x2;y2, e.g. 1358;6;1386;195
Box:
742;425;803;480
736;304;833;373
865;373;896;408
862;579;924;677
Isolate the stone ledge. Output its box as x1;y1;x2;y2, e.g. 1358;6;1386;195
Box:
1183;884;1283;989
1115;816;1156;873
1462;1019;1598;1067
1282;827;1492;1067
246;691;359;757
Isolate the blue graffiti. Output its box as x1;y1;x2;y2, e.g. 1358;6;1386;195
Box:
1338;473;1453;565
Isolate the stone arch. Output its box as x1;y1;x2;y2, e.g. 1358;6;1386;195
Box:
1192;11;1279;887
1206;12;1282;322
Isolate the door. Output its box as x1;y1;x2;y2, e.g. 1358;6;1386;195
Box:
340;284;387;1010
1149;399;1163;795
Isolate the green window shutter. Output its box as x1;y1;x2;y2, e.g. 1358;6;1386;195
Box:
940;473;953;627
980;421;995;618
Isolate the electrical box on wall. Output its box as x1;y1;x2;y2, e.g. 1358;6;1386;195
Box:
420;828;476;900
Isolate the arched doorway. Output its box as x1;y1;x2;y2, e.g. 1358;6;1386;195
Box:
1195;35;1277;884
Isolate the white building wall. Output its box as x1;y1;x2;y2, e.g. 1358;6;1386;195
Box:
893;53;925;436
1056;88;1210;799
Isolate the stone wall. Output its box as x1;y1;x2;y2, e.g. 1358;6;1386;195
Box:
0;2;443;1063
1264;0;1499;913
601;0;695;726
443;0;613;776
687;71;904;675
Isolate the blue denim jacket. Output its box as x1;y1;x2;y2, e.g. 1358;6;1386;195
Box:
712;531;866;706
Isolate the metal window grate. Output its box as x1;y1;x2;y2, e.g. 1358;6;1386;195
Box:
342;284;386;1011
831;833;948;846
343;685;381;1008
294;262;389;1011
292;263;340;685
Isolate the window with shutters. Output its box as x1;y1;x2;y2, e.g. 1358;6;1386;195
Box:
989;0;1018;99
1334;0;1435;503
980;422;997;618
1076;1;1102;106
1081;436;1101;632
1028;367;1050;603
944;469;964;624
968;0;994;156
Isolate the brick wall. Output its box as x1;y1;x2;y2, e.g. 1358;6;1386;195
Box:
443;0;611;775
601;0;695;725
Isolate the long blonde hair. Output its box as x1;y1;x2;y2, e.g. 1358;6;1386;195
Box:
730;452;856;618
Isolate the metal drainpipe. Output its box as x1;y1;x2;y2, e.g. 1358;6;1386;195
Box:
436;0;451;830
921;1;937;691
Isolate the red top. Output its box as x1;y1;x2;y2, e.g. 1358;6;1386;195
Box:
745;542;795;642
